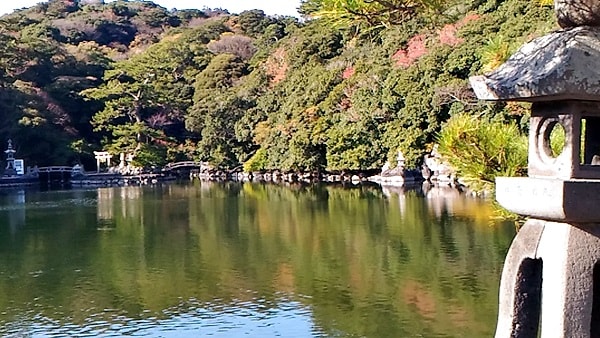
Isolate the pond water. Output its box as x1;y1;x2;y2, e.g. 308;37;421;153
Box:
0;181;515;337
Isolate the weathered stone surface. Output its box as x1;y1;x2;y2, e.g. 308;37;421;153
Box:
494;219;544;338
524;103;600;180
368;168;423;186
496;176;600;222
422;145;454;182
469;26;600;102
477;4;600;337
555;0;600;28
496;219;600;338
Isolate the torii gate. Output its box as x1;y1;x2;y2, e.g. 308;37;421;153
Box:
93;151;112;173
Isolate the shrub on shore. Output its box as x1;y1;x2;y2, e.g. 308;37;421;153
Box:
436;113;528;192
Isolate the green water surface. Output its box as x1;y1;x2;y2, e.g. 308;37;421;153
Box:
0;182;515;337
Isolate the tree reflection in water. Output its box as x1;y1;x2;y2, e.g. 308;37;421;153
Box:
0;182;514;337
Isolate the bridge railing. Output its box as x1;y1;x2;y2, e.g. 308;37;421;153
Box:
36;166;73;173
163;161;205;170
36;163;206;173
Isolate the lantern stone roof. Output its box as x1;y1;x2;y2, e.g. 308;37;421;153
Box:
469;26;600;102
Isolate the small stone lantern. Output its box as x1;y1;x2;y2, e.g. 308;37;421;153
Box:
4;139;16;176
469;4;600;337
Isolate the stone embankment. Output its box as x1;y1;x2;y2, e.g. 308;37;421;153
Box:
189;148;458;187
190;169;380;184
70;172;171;186
70;148;460;188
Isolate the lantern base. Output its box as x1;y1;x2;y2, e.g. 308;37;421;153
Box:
495;219;600;337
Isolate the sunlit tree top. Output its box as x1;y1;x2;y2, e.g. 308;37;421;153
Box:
299;0;449;28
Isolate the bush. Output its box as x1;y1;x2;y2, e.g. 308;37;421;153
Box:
243;148;268;172
436;113;527;191
131;143;167;168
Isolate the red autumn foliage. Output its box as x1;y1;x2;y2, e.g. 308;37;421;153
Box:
392;34;427;68
439;24;462;46
438;13;481;46
342;66;355;79
461;13;481;25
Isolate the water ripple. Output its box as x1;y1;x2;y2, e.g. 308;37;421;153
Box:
0;197;97;211
0;296;318;338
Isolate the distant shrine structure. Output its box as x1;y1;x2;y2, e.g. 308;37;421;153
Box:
93;151;112;173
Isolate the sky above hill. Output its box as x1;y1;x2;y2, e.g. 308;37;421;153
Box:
0;0;301;17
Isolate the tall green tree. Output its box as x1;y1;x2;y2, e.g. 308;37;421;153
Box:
82;26;214;166
186;54;252;168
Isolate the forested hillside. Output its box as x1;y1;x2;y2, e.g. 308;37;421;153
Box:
0;0;555;173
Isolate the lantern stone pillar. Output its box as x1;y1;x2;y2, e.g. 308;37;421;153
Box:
469;3;600;337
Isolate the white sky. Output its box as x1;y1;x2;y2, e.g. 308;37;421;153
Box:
0;0;301;17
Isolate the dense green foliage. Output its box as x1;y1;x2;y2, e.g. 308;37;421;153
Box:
299;0;453;29
0;0;555;172
437;113;528;191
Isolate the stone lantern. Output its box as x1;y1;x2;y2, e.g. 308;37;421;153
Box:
4;139;16;176
469;3;600;337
